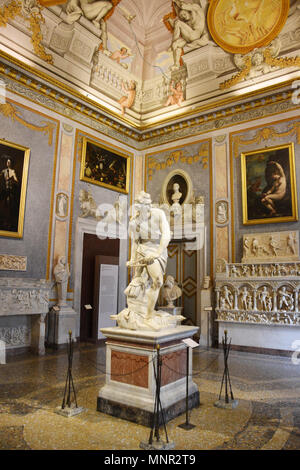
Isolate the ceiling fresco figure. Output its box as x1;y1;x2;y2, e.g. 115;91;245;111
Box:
166;0;209;70
64;0;119;49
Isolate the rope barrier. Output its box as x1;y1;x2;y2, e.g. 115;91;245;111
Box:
76;347;157;378
75;345;221;381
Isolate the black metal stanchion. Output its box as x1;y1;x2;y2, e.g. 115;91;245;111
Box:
55;331;85;417
214;330;238;409
178;345;196;430
140;344;175;450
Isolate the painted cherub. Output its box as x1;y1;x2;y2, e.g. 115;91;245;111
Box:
118;80;136;115
164;80;184;107
110;47;131;64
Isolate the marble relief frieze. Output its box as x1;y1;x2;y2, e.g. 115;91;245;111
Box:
0;254;27;271
0;326;30;347
216;258;300;327
0;279;51;316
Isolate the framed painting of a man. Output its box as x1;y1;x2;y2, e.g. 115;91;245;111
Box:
0;139;30;238
241;143;298;225
80;137;130;194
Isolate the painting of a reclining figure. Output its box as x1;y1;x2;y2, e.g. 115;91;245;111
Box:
241;143;298;225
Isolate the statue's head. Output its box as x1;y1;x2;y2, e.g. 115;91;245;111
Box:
134;191;152;220
179;9;190;21
165;275;175;288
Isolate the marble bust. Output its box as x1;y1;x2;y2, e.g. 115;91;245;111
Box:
171;183;182;205
162;275;182;308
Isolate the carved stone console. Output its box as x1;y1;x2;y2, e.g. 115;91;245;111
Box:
0;278;51;355
215;257;300;352
216;261;300;326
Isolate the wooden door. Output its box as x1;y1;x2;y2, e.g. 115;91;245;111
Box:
80;233;119;342
166;243;197;324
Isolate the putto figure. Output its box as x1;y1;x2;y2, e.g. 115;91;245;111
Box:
112;191;184;330
118;80;136;115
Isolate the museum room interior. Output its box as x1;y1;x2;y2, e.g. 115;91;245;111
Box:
1;0;300;451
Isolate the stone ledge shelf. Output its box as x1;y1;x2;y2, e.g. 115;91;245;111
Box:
215;256;300;352
0;278;51;355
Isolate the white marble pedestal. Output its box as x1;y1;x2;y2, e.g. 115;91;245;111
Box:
97;325;200;426
47;306;77;347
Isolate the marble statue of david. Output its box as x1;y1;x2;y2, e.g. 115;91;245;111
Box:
112;191;184;331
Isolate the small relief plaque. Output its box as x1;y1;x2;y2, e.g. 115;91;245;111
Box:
0;254;27;271
216;200;228;225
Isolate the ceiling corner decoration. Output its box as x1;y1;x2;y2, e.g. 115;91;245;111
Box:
207;0;290;55
0;0;299;134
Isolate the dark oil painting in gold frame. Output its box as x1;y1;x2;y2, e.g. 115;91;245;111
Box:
0;139;30;238
207;0;289;54
241;143;298;226
80;137;130;194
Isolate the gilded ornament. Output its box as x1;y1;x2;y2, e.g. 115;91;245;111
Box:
0;0;53;64
0;102;55;145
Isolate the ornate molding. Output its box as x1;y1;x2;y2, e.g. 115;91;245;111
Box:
220;57;252;91
0;53;299;149
0;254;27;271
147;143;209;181
232;121;300;158
0;102;55;145
0;0;53;64
264;48;300;69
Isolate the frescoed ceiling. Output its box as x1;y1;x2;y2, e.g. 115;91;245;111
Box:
0;0;300;131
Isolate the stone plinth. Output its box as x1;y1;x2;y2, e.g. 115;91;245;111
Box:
0;278;51;355
199;288;213;348
47;306;77;347
97;325;200;427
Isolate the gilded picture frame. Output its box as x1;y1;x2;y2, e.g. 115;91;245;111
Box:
241;143;298;225
207;0;289;54
0;139;30;238
80;137;130;194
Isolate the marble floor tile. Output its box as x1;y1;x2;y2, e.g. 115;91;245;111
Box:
1;344;300;450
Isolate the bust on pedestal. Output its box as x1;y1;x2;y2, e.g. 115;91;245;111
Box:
47;255;77;348
159;275;183;321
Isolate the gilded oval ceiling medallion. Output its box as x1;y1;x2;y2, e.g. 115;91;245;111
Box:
207;0;290;54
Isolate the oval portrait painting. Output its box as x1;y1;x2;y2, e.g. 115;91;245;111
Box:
207;0;290;54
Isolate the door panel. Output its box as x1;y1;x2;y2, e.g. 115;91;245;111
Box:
80;234;119;342
165;243;197;324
